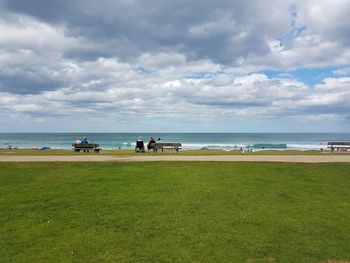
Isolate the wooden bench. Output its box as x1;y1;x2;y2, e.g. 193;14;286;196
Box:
150;142;182;152
72;143;101;153
327;141;350;152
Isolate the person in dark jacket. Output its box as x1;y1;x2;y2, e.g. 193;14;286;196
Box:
147;137;156;150
135;137;145;152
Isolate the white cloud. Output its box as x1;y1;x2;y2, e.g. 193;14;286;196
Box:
0;54;349;126
1;0;350;131
0;14;78;52
333;67;350;75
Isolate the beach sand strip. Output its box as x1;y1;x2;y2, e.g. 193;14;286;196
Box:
1;155;350;163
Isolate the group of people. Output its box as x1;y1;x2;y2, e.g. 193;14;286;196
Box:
75;136;162;151
75;137;89;144
136;137;162;152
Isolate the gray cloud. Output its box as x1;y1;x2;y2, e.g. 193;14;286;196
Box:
0;74;62;94
2;0;350;70
1;0;350;130
2;0;292;64
3;0;350;68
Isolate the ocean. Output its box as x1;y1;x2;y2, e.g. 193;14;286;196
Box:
1;133;349;150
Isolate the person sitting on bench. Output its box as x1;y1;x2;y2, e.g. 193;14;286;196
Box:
135;137;145;152
147;137;156;150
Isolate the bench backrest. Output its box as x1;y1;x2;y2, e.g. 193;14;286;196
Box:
151;142;181;148
72;143;100;148
327;142;350;146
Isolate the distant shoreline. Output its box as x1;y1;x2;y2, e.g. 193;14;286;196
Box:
2;132;348;151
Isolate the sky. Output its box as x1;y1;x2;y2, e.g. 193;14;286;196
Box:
0;0;350;132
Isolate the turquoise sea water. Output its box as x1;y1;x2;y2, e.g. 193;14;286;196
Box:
1;133;350;150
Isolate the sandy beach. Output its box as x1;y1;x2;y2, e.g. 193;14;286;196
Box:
1;155;350;162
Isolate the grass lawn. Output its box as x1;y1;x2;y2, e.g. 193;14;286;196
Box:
1;162;350;262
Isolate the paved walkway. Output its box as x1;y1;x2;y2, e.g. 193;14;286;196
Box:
1;155;350;163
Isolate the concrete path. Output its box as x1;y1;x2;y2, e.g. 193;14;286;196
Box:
1;155;350;163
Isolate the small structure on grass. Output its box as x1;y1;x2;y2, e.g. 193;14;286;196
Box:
72;143;101;153
150;142;182;152
327;142;350;152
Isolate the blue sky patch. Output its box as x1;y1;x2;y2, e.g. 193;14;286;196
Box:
263;66;350;87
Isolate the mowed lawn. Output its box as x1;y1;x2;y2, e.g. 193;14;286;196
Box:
1;162;350;263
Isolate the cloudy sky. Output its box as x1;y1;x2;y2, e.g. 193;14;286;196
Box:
0;0;350;132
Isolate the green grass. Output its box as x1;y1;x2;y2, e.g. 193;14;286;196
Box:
1;162;350;262
0;148;340;156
